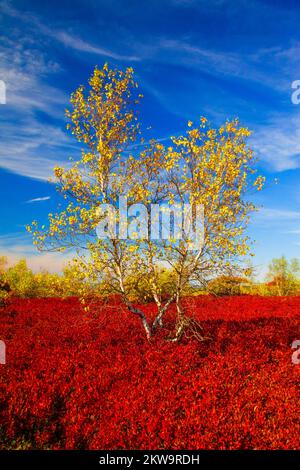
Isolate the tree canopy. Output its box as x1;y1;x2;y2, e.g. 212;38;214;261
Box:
28;64;264;341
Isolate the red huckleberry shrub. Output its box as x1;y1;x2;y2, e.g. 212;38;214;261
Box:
0;296;299;449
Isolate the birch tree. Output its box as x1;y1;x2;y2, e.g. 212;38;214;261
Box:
28;64;264;341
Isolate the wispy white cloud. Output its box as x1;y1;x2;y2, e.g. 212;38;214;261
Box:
1;1;140;62
0;1;141;180
26;196;51;203
0;117;77;180
251;207;300;234
258;208;300;220
157;39;286;90
0;27;78;179
0;232;73;272
1;0;293;90
251;112;300;172
54;31;140;62
2;0;300;178
0;33;65;117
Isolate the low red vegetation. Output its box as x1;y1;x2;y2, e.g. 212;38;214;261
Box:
0;295;299;449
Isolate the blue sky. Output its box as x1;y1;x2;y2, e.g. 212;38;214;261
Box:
1;0;300;277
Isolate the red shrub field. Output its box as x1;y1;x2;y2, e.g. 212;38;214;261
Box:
0;295;299;449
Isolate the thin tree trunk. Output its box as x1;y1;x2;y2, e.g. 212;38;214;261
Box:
173;292;185;341
116;263;152;340
151;290;163;326
124;298;152;340
152;293;176;332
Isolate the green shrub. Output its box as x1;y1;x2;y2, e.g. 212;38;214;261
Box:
207;275;251;296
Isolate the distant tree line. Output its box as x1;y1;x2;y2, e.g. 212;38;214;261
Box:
1;255;299;307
